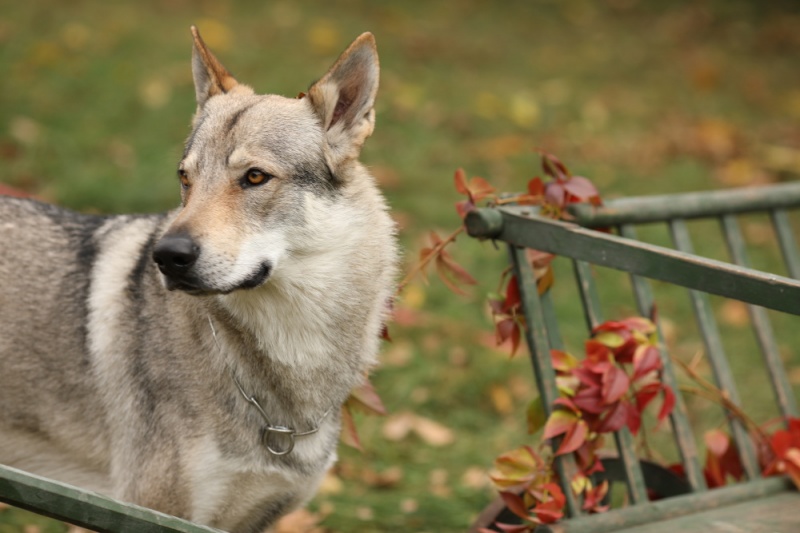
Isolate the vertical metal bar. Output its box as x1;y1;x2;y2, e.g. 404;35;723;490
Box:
572;259;649;504
771;209;800;280
721;214;799;419
509;245;581;516
668;219;760;480
619;224;707;492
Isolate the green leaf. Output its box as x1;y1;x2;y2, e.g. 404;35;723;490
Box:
594;331;624;348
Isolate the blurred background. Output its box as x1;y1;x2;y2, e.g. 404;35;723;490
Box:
1;1;800;531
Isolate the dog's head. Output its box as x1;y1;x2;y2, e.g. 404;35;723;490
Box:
153;27;379;295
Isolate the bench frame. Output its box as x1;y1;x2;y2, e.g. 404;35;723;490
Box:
466;182;800;532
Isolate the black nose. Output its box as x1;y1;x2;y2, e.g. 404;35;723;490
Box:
152;233;200;277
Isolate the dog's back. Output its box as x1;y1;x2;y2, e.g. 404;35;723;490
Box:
0;199;126;489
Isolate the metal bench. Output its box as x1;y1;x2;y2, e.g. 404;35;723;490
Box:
466;182;800;532
0;464;221;533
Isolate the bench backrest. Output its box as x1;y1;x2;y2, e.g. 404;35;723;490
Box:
466;182;800;523
0;464;222;532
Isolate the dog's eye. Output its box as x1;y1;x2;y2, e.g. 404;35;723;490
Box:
178;169;190;189
243;169;271;187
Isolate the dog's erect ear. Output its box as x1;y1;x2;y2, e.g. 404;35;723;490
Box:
308;33;379;166
191;26;240;108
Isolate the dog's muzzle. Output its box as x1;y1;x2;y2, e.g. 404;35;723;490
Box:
153;233;273;293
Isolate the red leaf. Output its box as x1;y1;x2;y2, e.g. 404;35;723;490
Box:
582;480;610;513
705;429;730;458
585;340;612;364
592;320;627;335
784;449;800;490
532;506;563;524
540;482;566;509
633;345;662;381
573;387;606;415
489;291;508;313
454;168;469;196
469;176;496;202
347;378;387;416
626;404;642;435
340;405;363;451
503;275;521;314
555;419;588;455
435;255;470;296
563;176;599;201
658;384;676;422
553;397;580;414
597;400;629;433
543;410;579;439
499;491;531;521
621;316;657;336
455;199;475;219
541;152;570;180
634;382;662;413
544;180;565;207
510;321;522;356
771;429;793;457
496;318;522;356
528;177;545;196
612;338;638;364
439;252;478;286
526;248;555;269
573;367;603;389
602;366;630;405
496;318;515;344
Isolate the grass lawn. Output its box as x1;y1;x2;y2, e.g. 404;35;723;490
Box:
2;1;800;531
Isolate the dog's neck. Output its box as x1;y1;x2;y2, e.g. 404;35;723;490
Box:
207;255;377;419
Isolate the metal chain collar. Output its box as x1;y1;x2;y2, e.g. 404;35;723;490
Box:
208;316;331;456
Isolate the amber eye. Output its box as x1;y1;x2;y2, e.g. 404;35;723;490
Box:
178;169;190;189
243;168;271;187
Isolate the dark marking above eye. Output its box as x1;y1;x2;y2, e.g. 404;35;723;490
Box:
224;103;256;135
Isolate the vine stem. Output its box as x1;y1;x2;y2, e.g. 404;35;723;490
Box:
396;224;465;295
672;355;769;444
678;385;769;445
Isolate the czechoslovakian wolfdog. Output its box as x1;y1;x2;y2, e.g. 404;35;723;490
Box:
0;28;397;532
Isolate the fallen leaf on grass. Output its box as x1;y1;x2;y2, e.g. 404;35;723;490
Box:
361;466;404;488
274;508;325;533
720;300;749;327
382;411;455;447
490;384;514;415
400;498;419;513
429;468;451;497
317;469;343;495
461;466;490;489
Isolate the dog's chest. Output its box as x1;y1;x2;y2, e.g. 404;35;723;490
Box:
184;434;332;531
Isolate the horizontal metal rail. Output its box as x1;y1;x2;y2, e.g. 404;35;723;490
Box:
536;476;795;533
0;464;222;533
568;182;800;227
465;206;800;316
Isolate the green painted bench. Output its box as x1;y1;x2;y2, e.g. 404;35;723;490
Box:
0;464;222;532
466;182;800;532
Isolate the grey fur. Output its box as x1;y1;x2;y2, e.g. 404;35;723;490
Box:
0;29;396;532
